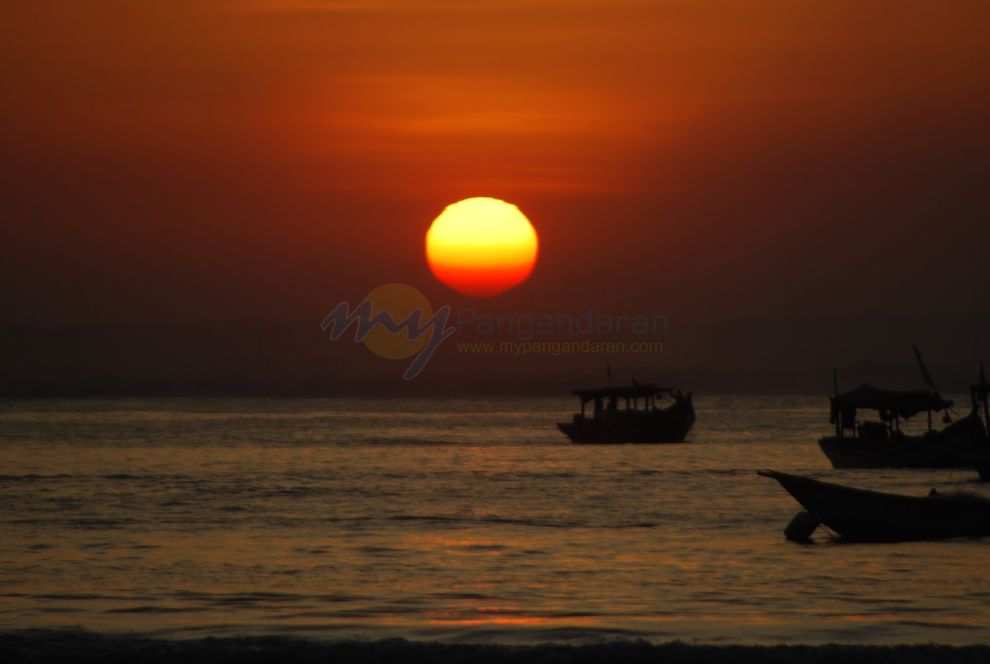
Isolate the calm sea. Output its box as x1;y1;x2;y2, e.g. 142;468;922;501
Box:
0;396;988;645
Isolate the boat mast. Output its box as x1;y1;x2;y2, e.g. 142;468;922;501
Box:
833;368;841;438
981;358;989;432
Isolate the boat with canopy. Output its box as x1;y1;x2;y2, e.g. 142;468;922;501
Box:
818;382;985;468
557;382;695;444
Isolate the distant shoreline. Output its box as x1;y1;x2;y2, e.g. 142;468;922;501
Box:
2;631;988;664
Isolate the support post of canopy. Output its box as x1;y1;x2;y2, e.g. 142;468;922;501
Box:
832;370;840;438
981;362;990;432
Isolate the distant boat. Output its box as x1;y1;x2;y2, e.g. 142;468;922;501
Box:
759;470;990;542
817;383;986;469
557;383;694;444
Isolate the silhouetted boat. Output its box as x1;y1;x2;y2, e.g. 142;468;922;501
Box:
963;378;990;480
557;383;694;444
962;448;990;481
759;470;990;542
817;383;986;469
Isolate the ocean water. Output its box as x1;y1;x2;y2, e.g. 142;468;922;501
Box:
0;396;988;645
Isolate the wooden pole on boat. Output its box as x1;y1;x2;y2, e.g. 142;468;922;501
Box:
981;358;989;432
833;368;840;438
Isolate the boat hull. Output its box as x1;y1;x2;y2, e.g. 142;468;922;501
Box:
760;470;990;541
959;447;990;481
557;395;695;444
818;412;987;469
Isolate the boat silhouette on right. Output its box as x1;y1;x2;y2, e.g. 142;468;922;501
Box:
759;470;990;542
960;376;990;479
818;383;987;468
818;348;989;469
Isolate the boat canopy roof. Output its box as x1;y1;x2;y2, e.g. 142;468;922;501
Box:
831;383;952;420
572;384;672;403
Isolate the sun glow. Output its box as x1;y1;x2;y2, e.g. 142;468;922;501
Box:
425;197;538;297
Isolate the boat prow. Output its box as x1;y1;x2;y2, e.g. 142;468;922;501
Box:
759;470;990;542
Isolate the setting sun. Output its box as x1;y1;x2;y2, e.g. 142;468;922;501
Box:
425;197;538;297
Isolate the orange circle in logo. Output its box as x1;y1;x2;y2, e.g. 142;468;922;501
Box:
361;283;433;360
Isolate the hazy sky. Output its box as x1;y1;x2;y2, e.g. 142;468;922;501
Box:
3;0;989;331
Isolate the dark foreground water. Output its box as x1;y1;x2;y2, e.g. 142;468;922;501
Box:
0;396;988;646
3;631;990;664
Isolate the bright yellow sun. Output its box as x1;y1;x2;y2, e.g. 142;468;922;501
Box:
425;197;539;297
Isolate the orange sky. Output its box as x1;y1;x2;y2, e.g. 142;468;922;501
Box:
2;0;989;329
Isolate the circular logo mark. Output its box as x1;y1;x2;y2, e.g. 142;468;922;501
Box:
361;283;433;360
